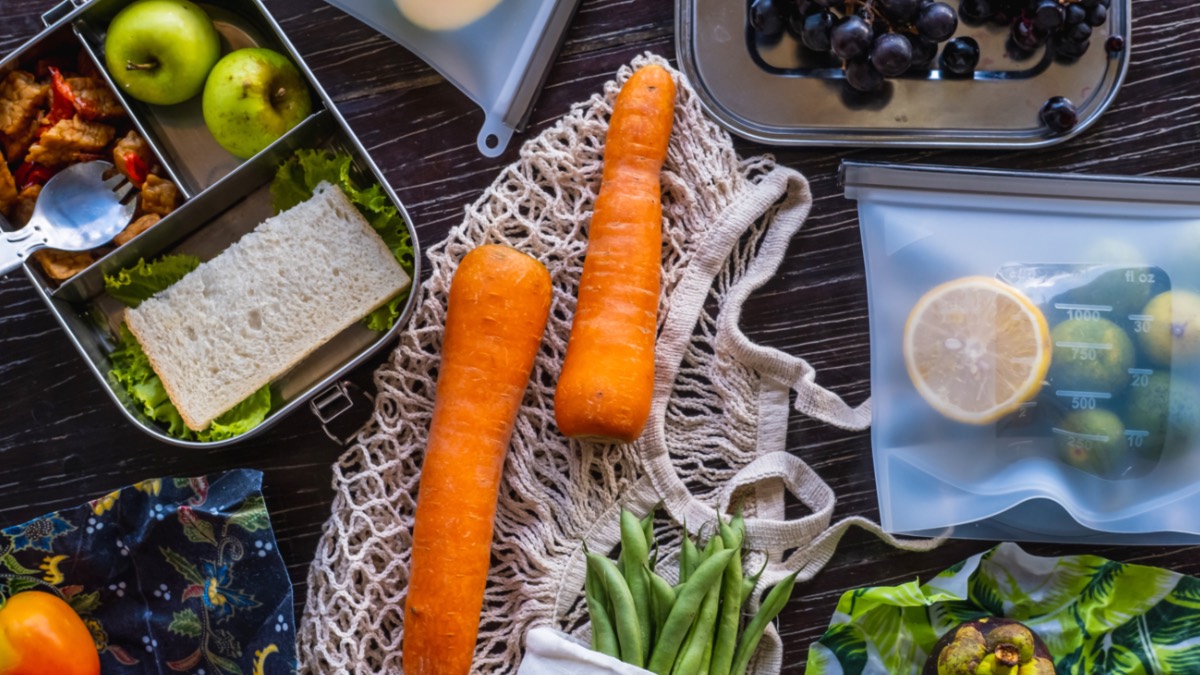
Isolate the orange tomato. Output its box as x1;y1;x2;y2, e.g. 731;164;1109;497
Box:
0;591;99;675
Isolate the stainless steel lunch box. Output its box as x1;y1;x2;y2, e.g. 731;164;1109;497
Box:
2;0;422;447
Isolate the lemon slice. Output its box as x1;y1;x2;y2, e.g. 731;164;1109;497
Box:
903;276;1051;425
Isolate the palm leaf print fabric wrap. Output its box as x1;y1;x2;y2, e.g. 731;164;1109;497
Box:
806;542;1200;674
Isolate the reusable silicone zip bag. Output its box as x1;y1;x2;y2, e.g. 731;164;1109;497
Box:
845;161;1200;545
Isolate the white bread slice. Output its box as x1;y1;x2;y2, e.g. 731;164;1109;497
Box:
125;182;411;432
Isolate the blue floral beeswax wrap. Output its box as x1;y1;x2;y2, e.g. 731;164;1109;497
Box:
0;469;296;674
806;542;1200;674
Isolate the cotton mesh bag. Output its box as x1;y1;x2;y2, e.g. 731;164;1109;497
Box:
297;53;938;674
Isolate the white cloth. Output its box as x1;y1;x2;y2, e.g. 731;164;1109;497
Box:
297;53;941;675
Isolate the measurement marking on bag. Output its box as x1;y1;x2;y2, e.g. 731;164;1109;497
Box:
1054;303;1112;320
1055;390;1112;410
1129;314;1155;333
1129;368;1153;387
1050;427;1111;442
1057;341;1112;361
1125;430;1150;448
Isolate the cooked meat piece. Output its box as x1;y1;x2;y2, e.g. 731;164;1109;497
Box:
26;116;115;167
67;77;125;121
114;213;160;246
11;184;41;227
3;117;40;163
0;71;47;137
33;248;94;281
140;174;179;216
113;130;154;184
0;160;16;218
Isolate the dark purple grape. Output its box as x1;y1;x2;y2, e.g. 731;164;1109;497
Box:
870;33;914;76
1065;4;1086;25
1040;96;1078;133
845;58;884;91
917;2;958;41
1010;19;1047;53
1033;0;1064;29
1056;37;1091;61
958;0;992;25
879;0;920;21
1105;35;1125;52
800;10;835;51
1068;21;1092;42
940;36;980;76
908;36;940;68
830;14;873;59
750;0;786;37
1087;4;1108;27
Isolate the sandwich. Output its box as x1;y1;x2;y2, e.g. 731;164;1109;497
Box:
124;181;411;432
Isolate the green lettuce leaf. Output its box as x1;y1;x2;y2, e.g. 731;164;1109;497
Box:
104;255;200;308
106;257;273;442
271;148;414;331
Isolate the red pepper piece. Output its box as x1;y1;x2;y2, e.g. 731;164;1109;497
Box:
46;67;77;126
122;151;149;186
13;162;57;190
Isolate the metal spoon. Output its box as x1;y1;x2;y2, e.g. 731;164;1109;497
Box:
1;161;136;277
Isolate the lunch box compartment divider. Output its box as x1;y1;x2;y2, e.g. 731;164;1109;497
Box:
54;110;337;303
10;0;423;447
71;0;327;197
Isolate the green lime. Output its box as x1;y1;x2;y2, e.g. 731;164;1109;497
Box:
1057;267;1156;322
1124;371;1200;460
1137;291;1200;366
1055;409;1129;479
1049;318;1135;394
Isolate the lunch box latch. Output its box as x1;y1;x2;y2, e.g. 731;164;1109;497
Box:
310;380;369;446
41;0;87;27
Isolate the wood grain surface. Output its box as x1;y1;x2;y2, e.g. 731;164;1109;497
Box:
3;0;1200;670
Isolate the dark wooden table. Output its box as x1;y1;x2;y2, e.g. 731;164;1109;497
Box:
4;0;1200;671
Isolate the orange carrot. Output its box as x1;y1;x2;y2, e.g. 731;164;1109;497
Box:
555;64;676;443
403;244;552;675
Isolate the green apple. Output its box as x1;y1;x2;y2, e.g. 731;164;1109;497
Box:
105;0;221;105
202;48;312;159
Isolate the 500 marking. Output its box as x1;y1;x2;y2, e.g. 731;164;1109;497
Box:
1071;396;1097;410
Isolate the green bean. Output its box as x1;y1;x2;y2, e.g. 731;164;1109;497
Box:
719;517;743;551
730;572;798;675
698;636;714;675
646;549;736;675
621;509;653;661
740;559;767;607
699;531;719;564
681;528;699;584
672;537;725;675
729;503;745;545
647;565;677;639
709;523;743;675
641;508;656;545
585;560;620;659
587;552;645;668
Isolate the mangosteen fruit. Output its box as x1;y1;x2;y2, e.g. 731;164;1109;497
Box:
922;617;1055;675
